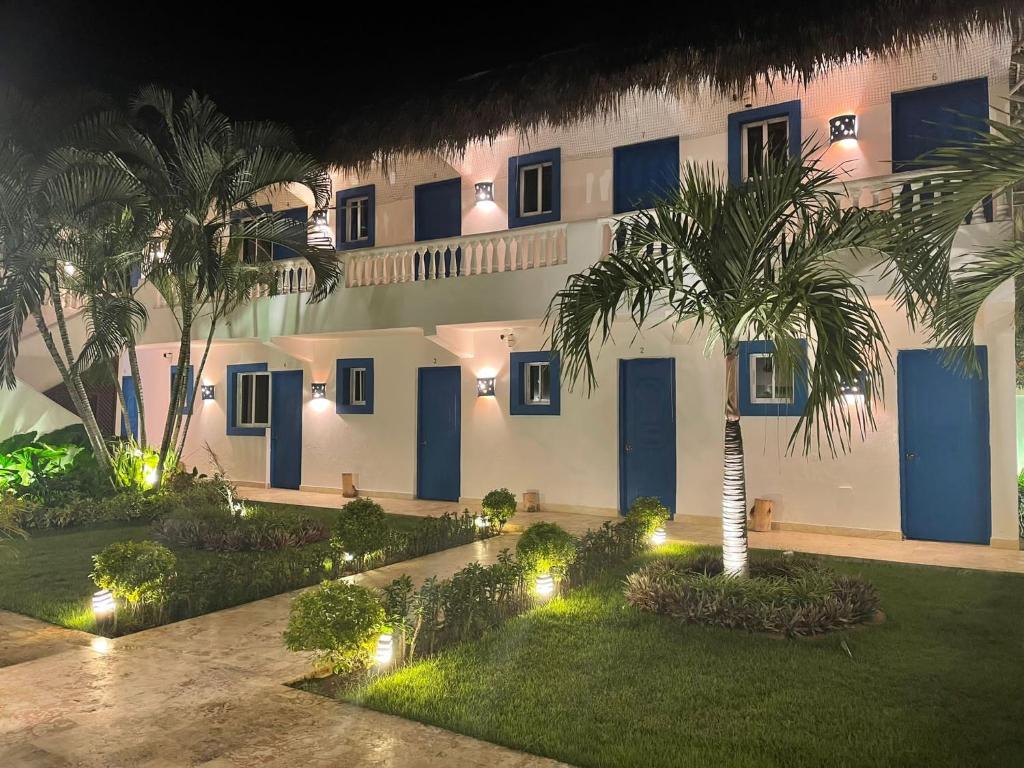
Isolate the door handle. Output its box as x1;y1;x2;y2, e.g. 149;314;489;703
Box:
624;443;633;453
905;451;916;460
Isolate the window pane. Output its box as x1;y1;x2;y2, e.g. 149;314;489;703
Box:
526;363;551;404
540;164;553;213
767;120;788;165
357;199;368;239
521;167;539;214
539;364;551;402
745;124;764;178
240;374;253;424
350;368;365;405
348;203;359;242
753;356;774;400
254;374;270;423
773;359;794;400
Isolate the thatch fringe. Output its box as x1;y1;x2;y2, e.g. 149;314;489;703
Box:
324;0;1023;170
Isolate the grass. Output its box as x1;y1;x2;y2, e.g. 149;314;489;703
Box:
344;544;1024;768
0;503;423;634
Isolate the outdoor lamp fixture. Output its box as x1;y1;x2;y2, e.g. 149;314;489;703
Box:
311;383;327;399
374;631;394;666
92;589;115;619
534;572;555;598
474;181;494;203
476;377;496;397
829;114;858;144
201;384;215;401
474;514;490;529
342;551;355;562
143;466;159;489
650;526;667;546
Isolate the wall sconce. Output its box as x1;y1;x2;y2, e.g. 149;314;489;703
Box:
829;114;858;144
311;383;326;399
474;181;494;203
201;384;215;400
476;377;496;397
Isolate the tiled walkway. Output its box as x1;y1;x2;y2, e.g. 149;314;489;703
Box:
243;486;1024;574
0;535;563;768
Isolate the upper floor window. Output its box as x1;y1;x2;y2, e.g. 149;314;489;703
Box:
891;78;988;172
336;185;376;251
508;148;561;229
237;371;270;428
741;117;789;180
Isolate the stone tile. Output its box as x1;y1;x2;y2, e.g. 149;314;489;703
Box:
0;611;92;669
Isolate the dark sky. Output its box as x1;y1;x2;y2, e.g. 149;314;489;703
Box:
0;0;625;142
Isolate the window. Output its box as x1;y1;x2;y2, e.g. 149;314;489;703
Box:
508;149;561;228
612;137;680;214
749;354;794;404
524;362;551;405
741;117;789;180
727;101;801;185
336;185;375;250
237;371;270;427
226;362;268;436
414;178;462;242
337;358;374;414
737;340;807;417
510;351;560;415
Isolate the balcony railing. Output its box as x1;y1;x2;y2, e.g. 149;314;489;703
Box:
345;222;568;288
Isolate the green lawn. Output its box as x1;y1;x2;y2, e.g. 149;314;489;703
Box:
347;545;1024;768
0;503;423;634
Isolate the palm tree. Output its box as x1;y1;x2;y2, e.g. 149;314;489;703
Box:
80;87;342;478
546;152;891;576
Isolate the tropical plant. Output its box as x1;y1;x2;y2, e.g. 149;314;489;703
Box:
0;492;27;543
625;496;670;536
331;498;391;561
481;487;517;530
515;522;576;576
0;442;83;491
284;581;386;674
91;540;176;606
546;150;892;576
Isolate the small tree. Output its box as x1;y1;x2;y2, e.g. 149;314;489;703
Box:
516;522;577;577
331;498;391;562
91;540;176;606
481;487;517;530
284;581;385;674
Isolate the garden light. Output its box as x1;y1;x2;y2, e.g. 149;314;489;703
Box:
342;551;354;562
651;526;667;546
534;572;554;598
143;466;159;488
474;514;489;529
375;631;394;666
92;589;115;619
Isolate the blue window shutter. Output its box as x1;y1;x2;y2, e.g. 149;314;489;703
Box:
727;101;802;186
414;178;462;241
336;358;374;414
613;137;680;213
509;351;561;416
891;78;988;172
272;206;309;261
737;340;808;417
335;185;376;251
227;362;268;436
170;365;195;416
508;148;561;229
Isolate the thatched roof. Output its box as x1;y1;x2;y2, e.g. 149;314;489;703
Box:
323;0;1023;169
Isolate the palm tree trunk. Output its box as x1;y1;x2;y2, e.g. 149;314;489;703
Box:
175;318;217;459
127;343;147;448
722;349;749;577
157;298;192;479
110;362;130;443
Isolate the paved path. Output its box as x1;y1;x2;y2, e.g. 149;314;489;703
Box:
0;611;93;669
0;535;565;768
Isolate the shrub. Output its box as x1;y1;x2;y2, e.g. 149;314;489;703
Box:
515;522;576;576
153;505;328;551
625;496;670;536
111;440;172;490
567;519;648;586
332;498;390;560
481;488;517;530
400;510;481;558
91;540;177;606
284;581;386;674
624;549;880;637
1018;469;1024;537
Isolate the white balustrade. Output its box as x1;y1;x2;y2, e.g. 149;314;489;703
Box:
344;222;568;288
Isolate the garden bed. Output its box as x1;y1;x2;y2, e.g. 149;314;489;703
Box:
301;545;1024;768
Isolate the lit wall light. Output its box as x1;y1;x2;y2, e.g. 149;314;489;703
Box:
92;589;115;619
311;383;326;399
474;181;494;203
829;114;858;144
201;384;215;400
374;631;394;666
476;377;496;397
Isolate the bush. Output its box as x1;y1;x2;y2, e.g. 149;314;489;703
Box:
482;488;517;530
332;498;391;560
516;522;576;576
624;548;880;637
284;581;385;674
153;505;328;552
626;496;670;536
399;510;481;559
567;519;649;586
1018;469;1024;538
91;540;177;606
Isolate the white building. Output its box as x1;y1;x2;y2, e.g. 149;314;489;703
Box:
14;27;1021;548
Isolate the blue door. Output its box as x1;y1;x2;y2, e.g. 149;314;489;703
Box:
417;366;461;501
619;358;676;516
898;348;991;544
120;375;139;440
270;370;303;490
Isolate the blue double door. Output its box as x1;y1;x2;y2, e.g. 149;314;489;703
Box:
619;358;676;517
270;370;303;490
898;348;991;544
417;366;461;501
